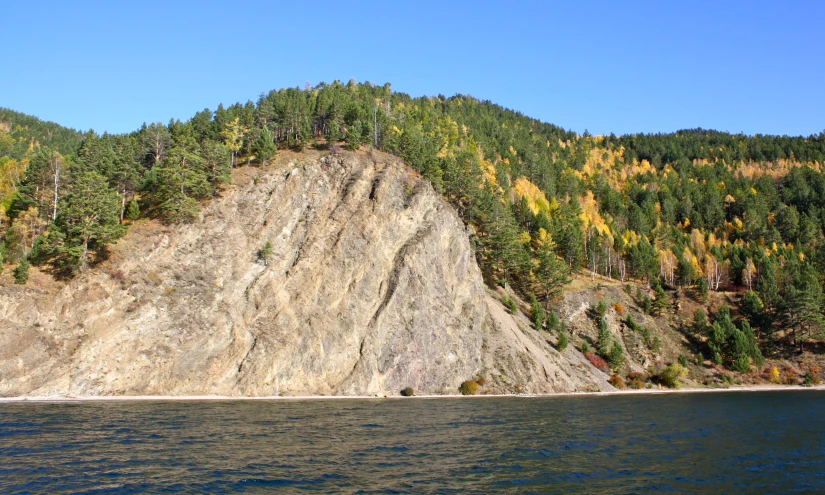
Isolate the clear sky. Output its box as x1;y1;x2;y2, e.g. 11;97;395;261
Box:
3;1;823;137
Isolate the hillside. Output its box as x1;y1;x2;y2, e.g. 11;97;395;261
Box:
0;150;614;396
1;80;824;395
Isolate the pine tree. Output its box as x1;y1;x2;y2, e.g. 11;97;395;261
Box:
534;239;570;306
256;127;277;167
56;170;126;269
126;199;140;221
14;258;29;284
597;317;612;356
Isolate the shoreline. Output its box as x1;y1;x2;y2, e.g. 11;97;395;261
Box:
1;384;823;403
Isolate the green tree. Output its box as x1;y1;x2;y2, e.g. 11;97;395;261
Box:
56;170;126;269
534;239;571;306
256;127;277;167
557;329;569;351
14;258;29;284
785;265;825;352
652;284;669;315
597;317;612;356
530;294;545;329
126;199;140;221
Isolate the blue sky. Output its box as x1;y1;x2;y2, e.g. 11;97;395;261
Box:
3;1;823;136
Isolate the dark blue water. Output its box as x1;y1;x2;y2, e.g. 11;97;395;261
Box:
1;391;823;494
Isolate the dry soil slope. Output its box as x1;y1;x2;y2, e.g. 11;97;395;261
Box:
0;150;609;397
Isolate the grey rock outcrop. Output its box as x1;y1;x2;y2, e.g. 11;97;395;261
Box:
0;150;610;397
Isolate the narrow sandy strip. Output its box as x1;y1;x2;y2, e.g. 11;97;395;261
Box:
1;385;823;403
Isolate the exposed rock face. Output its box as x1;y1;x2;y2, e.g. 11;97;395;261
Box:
0;151;610;397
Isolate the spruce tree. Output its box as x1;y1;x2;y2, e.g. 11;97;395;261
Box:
14;258;29;284
256;127;277;167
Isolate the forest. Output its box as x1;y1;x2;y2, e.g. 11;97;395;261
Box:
2;80;824;373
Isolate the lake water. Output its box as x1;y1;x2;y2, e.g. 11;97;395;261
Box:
1;391;823;494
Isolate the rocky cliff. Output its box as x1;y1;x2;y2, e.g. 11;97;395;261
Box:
0;150;612;397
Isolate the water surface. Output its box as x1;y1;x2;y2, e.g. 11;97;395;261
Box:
1;391;823;494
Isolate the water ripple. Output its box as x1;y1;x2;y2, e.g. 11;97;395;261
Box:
0;391;823;493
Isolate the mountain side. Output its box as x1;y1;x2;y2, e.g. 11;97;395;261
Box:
0;150;610;397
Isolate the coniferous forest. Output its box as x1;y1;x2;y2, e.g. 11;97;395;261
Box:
2;80;825;371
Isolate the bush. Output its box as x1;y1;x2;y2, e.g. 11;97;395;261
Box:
475;377;486;386
804;371;820;386
459;380;479;395
731;354;751;373
259;240;273;265
596;299;608;318
14;258;29;285
547;311;560;331
626;314;639;332
655;364;687;388
626;372;648;389
678;353;688;368
769;366;781;383
643;296;652;315
609;373;626;388
400;387;414;397
126;199;140;221
614;303;626;316
581;342;591;354
651;336;662;354
585;352;610;372
503;297;517;314
608;341;625;371
557;330;569;352
697;277;709;300
530;295;545;329
640;327;651;345
597;318;612;355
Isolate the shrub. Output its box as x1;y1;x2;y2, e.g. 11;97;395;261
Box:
651;336;662;354
655;364;687;388
678;353;688;368
475;377;487;386
597;317;612;355
608;341;625;371
459;380;479;395
259;241;273;265
547;311;560;331
400;387;414;397
626;314;639;332
503;297;517;313
640;327;651;345
769;366;781;383
596;299;608;318
557;330;569;352
693;308;708;334
14;258;29;285
697;277;709;300
697;352;705;365
614;303;626;316
731;354;751;373
804;371;820;386
530;295;545;329
126;199;140;221
585;352;610;373
609;373;626;388
581;342;591;354
626;372;648;389
643;296;652;315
